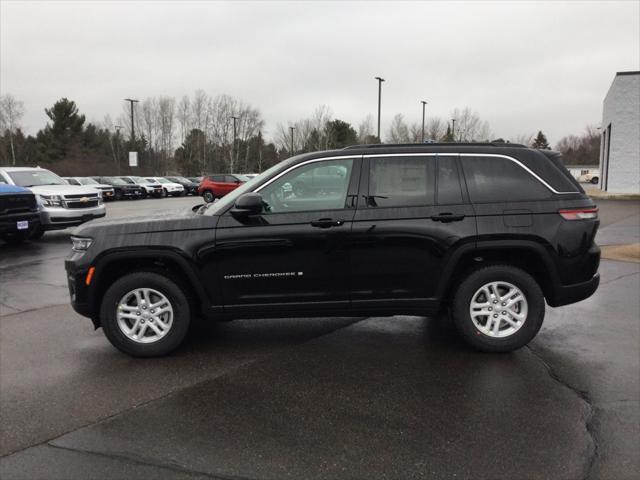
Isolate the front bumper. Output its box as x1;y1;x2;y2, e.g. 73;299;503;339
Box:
40;204;106;229
0;211;41;235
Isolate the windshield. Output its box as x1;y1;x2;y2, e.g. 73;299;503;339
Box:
7;169;67;187
155;178;171;184
203;161;287;215
119;177;135;184
78;178;99;185
145;178;159;184
131;176;146;183
105;177;127;185
234;174;252;182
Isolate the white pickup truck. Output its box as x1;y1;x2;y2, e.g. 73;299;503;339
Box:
0;167;106;238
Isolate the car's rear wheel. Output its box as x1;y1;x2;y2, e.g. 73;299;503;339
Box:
451;265;544;352
202;190;215;203
591;177;599;184
100;272;191;357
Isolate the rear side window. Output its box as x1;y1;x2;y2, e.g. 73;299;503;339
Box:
212;175;225;182
437;157;463;204
368;156;435;207
461;156;551;203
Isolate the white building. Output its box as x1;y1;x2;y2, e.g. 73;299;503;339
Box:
599;71;640;193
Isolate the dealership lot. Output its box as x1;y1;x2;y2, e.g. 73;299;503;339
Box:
1;197;638;479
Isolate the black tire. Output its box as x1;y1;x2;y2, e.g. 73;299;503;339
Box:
30;226;45;240
1;232;29;244
100;272;192;357
202;190;215;203
115;190;123;201
162;188;168;198
451;265;545;352
590;177;599;185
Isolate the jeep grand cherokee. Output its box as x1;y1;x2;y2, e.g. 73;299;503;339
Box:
65;143;600;357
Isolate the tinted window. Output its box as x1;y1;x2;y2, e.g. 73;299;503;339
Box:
225;175;239;183
212;175;225;182
260;159;353;213
437;157;463;204
368;156;434;207
461;156;551;203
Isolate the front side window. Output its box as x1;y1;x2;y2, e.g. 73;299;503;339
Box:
212;175;225;182
461;156;551;203
259;159;354;214
367;156;435;207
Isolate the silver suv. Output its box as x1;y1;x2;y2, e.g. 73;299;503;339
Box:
0;167;106;237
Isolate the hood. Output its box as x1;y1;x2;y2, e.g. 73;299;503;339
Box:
28;184;100;196
72;207;204;237
0;184;32;195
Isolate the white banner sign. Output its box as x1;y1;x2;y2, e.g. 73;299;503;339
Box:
128;151;138;167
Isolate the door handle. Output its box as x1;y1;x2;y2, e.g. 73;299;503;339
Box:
311;218;344;228
431;213;465;223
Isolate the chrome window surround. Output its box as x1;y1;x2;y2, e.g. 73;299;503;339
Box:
254;152;576;196
255;155;360;193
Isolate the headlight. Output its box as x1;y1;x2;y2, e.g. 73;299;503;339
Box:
71;236;93;252
40;194;63;207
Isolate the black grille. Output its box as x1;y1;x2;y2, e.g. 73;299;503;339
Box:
65;200;99;209
64;193;99;199
0;193;37;214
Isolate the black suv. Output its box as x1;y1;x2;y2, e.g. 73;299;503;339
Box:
65;144;600;357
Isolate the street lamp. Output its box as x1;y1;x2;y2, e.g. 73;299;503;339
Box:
375;76;385;142
289;126;296;156
421;101;428;143
231;116;239;172
124;99;139;144
451;118;456;142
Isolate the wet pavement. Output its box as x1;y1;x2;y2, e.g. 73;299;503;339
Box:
1;197;638;479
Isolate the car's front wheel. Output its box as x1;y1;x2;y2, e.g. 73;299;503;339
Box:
202;190;215;203
451;265;544;352
100;272;192;357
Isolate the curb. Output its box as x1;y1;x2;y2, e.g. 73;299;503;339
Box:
588;191;640;200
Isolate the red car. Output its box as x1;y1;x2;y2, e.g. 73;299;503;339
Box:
197;174;251;203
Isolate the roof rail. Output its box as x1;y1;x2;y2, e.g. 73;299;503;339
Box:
342;142;527;150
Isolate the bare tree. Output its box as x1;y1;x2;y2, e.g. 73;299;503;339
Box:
176;95;191;145
387;113;410;143
451;107;491;142
425;118;445;142
157;96;176;174
0;94;25;165
510;133;534;146
358;114;375;143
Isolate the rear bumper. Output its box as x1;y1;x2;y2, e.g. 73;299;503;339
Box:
547;273;600;307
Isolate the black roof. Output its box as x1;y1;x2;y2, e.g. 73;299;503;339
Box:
343;142;526;150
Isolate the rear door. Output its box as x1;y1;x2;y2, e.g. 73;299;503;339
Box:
350;154;476;313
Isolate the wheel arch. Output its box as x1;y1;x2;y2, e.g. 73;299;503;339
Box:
437;240;559;305
90;249;211;325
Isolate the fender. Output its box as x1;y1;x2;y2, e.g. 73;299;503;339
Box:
89;247;213;318
435;237;560;301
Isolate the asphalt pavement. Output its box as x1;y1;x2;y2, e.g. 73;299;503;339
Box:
1;196;638;480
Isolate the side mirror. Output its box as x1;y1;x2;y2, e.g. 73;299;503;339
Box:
231;192;263;217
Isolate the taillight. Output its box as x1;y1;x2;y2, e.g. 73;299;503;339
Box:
558;208;598;220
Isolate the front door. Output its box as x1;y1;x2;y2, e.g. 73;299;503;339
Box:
350;154;476;313
214;156;361;317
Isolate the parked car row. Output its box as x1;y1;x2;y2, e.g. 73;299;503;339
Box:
0;166;260;244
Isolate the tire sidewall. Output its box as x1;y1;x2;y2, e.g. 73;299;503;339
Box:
100;272;191;357
452;265;545;352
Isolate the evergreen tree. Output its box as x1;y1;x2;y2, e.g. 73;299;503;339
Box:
441;125;454;142
532;131;550;149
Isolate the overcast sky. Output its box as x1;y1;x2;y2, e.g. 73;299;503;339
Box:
1;0;638;145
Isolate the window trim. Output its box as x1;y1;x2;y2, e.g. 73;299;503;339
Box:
363;153;576;195
253;155;361;215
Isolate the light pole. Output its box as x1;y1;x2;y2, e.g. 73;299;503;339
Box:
289;126;295;156
375;76;385;142
124;99;139;144
231;116;239;172
451;118;456;142
421;101;428;143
